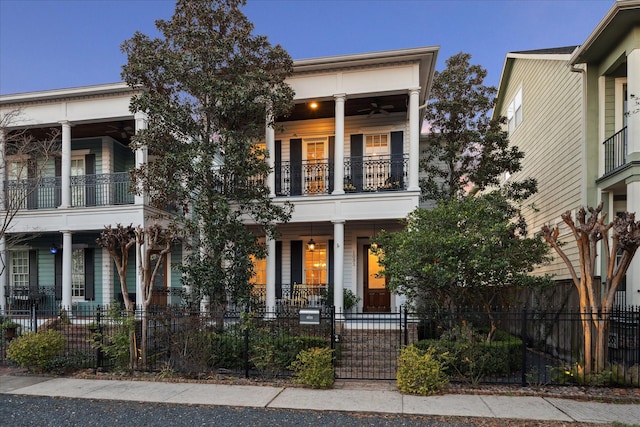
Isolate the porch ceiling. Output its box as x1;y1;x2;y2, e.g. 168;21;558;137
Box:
9;119;135;145
280;94;408;122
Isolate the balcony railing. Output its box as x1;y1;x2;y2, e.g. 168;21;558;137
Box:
604;126;628;174
4;172;134;210
276;155;408;196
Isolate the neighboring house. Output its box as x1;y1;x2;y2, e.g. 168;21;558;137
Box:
494;47;584;285
0;46;438;314
495;0;640;306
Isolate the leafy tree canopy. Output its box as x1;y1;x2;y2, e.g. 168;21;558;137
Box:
121;0;294;309
376;191;551;308
421;52;534;202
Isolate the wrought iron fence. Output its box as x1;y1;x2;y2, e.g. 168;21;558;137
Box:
603;126;628;174
1;305;638;387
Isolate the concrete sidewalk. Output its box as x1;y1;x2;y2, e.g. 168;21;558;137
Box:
1;374;639;425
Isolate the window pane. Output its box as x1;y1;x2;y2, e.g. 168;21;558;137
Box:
10;250;29;289
305;242;327;286
72;249;85;298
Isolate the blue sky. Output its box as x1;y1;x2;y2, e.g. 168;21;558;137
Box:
0;0;613;95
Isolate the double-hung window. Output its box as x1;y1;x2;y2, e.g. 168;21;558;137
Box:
507;88;523;135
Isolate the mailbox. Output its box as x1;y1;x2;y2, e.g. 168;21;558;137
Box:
299;308;321;325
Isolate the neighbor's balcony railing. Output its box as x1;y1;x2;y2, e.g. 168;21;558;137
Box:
603;126;628;174
4;172;134;210
275;155;408;196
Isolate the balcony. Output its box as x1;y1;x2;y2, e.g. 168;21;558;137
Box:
4;172;134;210
603;126;628;174
275;154;408;196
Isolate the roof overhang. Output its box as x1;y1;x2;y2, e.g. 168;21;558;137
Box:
0;82;135;107
570;0;640;65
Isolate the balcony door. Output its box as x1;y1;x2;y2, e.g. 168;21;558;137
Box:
363;244;390;312
303;137;328;194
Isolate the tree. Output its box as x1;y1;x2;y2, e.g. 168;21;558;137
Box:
541;203;640;375
120;0;294;320
96;224;136;312
420;52;534;202
0;109;60;276
376;191;551;340
134;223;175;367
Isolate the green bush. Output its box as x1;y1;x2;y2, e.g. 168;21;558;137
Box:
7;329;66;372
289;347;334;388
397;345;449;395
416;327;522;384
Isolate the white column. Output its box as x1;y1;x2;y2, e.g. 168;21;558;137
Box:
0;131;5;314
625;48;640;306
332;220;345;313
332;94;346;195
61;231;73;310
136;236;145;309
0;236;6;314
266;114;276;198
60;121;72;208
134;112;148;206
265;234;276;312
408;88;421;191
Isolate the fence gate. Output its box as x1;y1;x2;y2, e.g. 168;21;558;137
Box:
333;309;415;380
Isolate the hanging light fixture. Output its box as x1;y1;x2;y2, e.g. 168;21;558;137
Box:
49;243;59;254
307;223;316;252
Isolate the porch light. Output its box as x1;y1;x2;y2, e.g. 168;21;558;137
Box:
309;101;319;110
307;238;316;252
49;244;59;254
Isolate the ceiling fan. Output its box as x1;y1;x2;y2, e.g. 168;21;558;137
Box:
358;101;395;117
106;122;134;139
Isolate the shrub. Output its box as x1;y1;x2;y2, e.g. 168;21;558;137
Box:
289;347;334;388
416;327;522;384
7;329;66;372
397;345;449;395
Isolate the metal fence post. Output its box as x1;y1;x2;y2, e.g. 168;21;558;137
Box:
403;305;408;346
521;306;528;387
95;306;103;372
244;308;250;379
30;302;38;333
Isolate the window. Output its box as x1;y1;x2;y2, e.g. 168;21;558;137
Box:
72;249;85;299
365;134;389;156
71;157;85;206
10;250;29;293
250;255;267;285
304;137;327;194
305;241;327;286
507;88;523;135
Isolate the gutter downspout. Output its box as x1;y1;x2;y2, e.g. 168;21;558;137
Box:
570;64;588;206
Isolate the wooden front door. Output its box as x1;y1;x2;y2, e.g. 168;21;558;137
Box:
149;252;167;307
363;244;390;312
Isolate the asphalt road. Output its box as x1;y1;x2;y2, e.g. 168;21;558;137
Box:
0;394;478;427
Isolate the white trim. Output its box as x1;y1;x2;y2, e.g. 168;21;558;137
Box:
615;77;628;131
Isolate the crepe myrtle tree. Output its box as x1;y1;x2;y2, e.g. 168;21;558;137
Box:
541;203;640;375
375;190;551;341
121;0;294;321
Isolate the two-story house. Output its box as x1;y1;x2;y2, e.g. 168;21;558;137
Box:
495;0;640;306
0;46;438;314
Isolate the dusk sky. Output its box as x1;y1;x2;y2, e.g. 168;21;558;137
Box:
0;0;613;96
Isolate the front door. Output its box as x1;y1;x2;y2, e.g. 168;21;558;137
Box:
363;244;390;312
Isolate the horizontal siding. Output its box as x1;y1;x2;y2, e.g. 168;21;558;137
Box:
498;57;583;280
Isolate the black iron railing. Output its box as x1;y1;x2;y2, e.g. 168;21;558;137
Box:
4;172;134;210
275;155;408;196
603;126;628;174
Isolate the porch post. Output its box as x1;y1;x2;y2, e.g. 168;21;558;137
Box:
266;111;276;198
0;130;5;314
61;230;73;310
332;219;345;313
135;237;144;309
0;236;6;314
265;234;276;312
60;121;72;208
408;88;420;191
134;112;148;206
626;48;640;305
332;94;346;195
